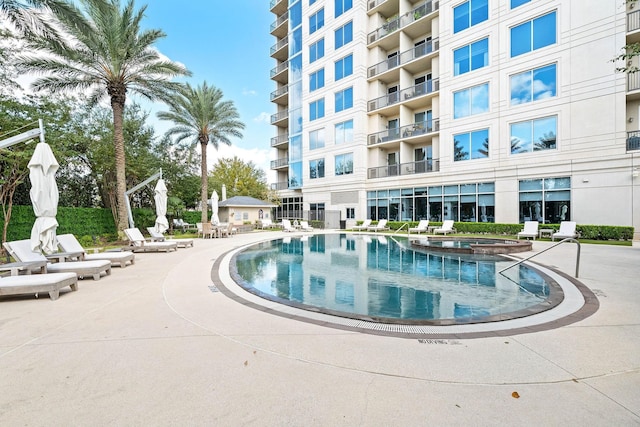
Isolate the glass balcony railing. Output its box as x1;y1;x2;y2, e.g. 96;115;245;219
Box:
367;1;439;44
368;79;439;111
270;13;288;32
270;181;289;191
270;86;289;101
368;38;439;78
368;159;439;179
368;119;439;145
270;61;288;78
270;110;288;124
270;38;288;56
271;134;289;146
270;157;289;169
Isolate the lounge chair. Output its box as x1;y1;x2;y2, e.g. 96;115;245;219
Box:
368;219;389;232
258;219;274;229
217;222;236;238
124;228;178;252
352;219;371;231
146;227;194;248
517;221;539;240
3;240;111;281
57;234;135;268
408;220;430;235
0;272;78;300
433;220;456;235
281;219;295;232
552;221;578;241
300;221;314;231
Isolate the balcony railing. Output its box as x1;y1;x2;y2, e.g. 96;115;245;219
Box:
271;157;289;169
628;72;640;92
368;0;439;44
367;0;385;11
271;134;288;146
368;159;439;179
368;38;439;78
627;130;640;151
270;181;289;191
271;110;288;124
271;13;288;32
629;10;640;32
270;0;285;10
368;79;439;112
270;38;288;56
368;119;439;145
270;85;289;101
270;61;288;78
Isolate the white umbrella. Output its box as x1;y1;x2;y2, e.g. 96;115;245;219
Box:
28;142;59;254
154;178;169;233
210;190;220;225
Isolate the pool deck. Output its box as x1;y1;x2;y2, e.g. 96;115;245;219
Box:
1;230;638;425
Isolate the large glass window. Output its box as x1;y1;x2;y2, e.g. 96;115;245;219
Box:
453;83;489;119
335;119;353;144
453;129;489;161
519;177;570;223
454;38;488;76
511;0;530;8
309;128;325;150
511;12;556;57
335;153;354;175
335;54;353;80
510;63;556;105
335;0;352;17
511;116;557;154
309;98;325;121
309;158;325;179
289;0;302;29
335;87;353;112
309;38;324;63
335;21;353;49
453;0;488;34
309;68;324;92
309;8;324;34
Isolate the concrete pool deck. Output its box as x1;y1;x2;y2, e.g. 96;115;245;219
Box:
0;231;638;425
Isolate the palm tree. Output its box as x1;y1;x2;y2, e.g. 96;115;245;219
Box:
157;82;245;224
1;0;84;40
15;0;191;235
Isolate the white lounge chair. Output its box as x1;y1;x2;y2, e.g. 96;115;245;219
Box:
258;219;274;229
433;220;456;235
57;234;135;268
3;239;111;281
409;220;430;235
368;219;389;232
352;219;372;231
281;219;295;232
517;221;539;240
0;272;78;300
552;221;578;241
124;228;178;252
146;227;194;248
300;221;314;231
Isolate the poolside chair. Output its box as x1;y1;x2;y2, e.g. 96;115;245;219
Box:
57;234;135;268
217;222;236;238
408;220;430;235
517;221;539;240
146;227;194;248
352;219;371;231
124;228;178;252
552;221;578;241
433;220;456;235
3;239;111;281
0;272;78;300
281;219;295;232
258;219;274;229
367;219;389;232
300;221;314;231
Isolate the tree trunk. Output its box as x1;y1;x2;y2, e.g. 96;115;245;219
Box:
111;97;129;238
200;140;208;224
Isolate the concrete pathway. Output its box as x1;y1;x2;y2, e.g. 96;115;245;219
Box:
1;232;638;426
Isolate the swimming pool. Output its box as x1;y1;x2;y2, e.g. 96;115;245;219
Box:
231;234;562;325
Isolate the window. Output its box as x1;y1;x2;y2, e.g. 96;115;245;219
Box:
309;158;325;179
453;38;488;76
335;54;353;80
309;69;324;91
335;21;353;49
290;27;302;56
310;128;325;150
289;1;302;29
511;11;556;57
335;0;352;17
519;177;570;223
309;38;324;63
309;9;324;34
335;119;353;144
453;129;489;161
511;116;557;154
346;207;355;219
309;98;325;121
511;0;530;8
335;87;353;112
453;83;489;119
510;64;556;105
453;0;488;33
335;153;354;175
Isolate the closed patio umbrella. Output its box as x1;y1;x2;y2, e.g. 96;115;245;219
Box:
154;178;169;233
28;142;59;254
210;190;220;225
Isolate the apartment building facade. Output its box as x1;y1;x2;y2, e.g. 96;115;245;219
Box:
269;0;640;237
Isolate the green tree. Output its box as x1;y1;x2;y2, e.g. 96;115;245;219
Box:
157;82;244;224
208;156;270;201
15;0;190;236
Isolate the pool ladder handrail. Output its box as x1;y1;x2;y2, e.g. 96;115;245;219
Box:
394;222;410;235
498;237;581;278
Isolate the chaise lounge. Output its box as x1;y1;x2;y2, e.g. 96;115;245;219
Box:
517;221;539;240
0;272;78;300
552;221;578;241
146;227;194;248
433;220;456;235
124;228;178;252
56;234;135;268
368;219;389;232
352;219;371;231
408;220;430;235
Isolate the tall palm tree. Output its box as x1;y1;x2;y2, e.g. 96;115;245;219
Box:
157;82;245;224
1;0;84;40
15;0;191;235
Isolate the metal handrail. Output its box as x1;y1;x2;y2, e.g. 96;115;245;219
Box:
498;238;581;278
394;222;410;234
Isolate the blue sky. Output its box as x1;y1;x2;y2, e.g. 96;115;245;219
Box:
137;1;276;177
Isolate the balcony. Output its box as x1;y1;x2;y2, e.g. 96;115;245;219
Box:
270;0;286;14
368;119;439;145
368;0;438;45
270;13;288;37
629;10;640;33
368;159;439;179
627;130;640;151
271;134;289;147
270;37;288;61
271;110;288;127
271;157;289;170
368;79;439;113
270;181;289;191
368;38;439;79
270;61;289;83
270;85;289;104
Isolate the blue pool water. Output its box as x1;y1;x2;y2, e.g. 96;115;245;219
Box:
232;234;558;324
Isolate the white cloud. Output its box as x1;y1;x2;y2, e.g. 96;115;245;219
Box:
242;88;257;96
205;143;276;182
253;112;271;124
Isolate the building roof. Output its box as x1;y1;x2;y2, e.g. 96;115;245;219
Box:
218;196;276;208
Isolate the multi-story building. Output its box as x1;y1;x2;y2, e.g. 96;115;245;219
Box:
269;0;640;238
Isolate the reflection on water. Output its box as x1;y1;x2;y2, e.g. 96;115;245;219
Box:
234;234;550;321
